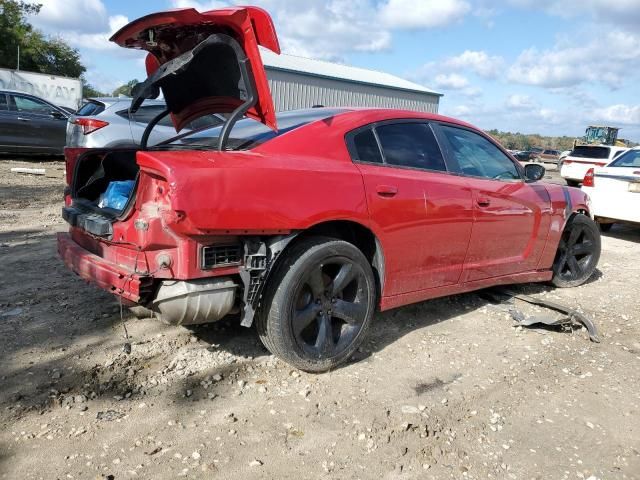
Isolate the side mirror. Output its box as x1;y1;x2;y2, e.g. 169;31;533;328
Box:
524;163;545;182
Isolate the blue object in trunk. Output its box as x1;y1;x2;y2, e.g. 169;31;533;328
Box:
98;180;135;211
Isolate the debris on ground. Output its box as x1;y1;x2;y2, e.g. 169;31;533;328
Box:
483;288;601;342
10;167;46;175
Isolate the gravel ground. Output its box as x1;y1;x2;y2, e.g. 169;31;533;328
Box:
1;158;639;480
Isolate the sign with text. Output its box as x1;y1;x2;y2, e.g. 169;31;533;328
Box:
0;68;82;109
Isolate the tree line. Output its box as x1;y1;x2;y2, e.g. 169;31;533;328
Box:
0;0;134;97
485;129;576;152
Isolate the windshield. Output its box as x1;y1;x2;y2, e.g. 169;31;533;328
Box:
159;108;349;151
609;149;640;168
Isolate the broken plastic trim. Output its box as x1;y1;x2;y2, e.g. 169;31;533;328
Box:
494;288;601;343
129;33;258;152
238;234;298;327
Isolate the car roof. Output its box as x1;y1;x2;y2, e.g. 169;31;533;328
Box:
324;107;478;131
0;89;55;101
85;97;166;106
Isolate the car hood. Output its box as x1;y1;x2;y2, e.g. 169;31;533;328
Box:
110;7;280;132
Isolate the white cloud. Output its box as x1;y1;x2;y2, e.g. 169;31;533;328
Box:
461;86;482;98
31;0;108;34
171;0;391;60
508;30;640;89
449;104;473;117
171;0;227;8
59;15;132;52
594;104;640;126
433;73;469;89
379;0;471;29
505;94;535;110
441;50;504;78
507;0;640;27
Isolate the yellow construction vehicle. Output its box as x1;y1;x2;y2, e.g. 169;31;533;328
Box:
574;125;628;148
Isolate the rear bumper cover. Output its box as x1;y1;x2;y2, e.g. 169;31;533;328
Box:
57;232;149;303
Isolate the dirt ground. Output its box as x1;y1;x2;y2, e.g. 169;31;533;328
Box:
1;158;639;480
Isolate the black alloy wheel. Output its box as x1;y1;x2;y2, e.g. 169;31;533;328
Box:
551;214;601;287
291;258;368;359
257;237;376;372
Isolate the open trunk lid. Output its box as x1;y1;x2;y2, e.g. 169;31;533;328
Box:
109;7;280;132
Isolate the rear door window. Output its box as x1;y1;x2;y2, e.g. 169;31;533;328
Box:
12;95;51;114
76;102;105;116
119;106;224;130
609;150;640;168
352;129;383;164
0;94;7;111
375;123;446;171
438;125;521;180
123;105;171;126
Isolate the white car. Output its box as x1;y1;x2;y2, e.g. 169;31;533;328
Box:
560;144;628;187
581;147;640;231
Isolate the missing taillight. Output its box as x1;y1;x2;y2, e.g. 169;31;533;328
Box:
73;118;109;135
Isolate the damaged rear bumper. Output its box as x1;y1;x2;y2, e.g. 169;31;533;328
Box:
57;232;150;303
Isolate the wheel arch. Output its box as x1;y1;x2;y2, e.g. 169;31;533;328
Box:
239;219;386;327
296;220;385;298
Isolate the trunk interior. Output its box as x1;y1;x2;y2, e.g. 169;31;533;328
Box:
73;149;140;217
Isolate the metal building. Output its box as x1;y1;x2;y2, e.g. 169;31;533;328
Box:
260;49;442;114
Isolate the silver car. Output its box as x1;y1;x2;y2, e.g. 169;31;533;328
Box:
66;97;223;148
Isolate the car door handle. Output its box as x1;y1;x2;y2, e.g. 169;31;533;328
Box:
477;197;491;207
376;185;398;197
17;117;30;122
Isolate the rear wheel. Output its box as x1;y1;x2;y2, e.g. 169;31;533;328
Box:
257;237;376;372
551;215;601;287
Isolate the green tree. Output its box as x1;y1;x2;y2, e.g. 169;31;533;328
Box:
112;79;139;97
0;0;85;77
81;79;106;98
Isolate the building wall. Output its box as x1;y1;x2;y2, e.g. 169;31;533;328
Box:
265;69;440;114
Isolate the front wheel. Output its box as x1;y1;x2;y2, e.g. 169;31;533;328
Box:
551;214;601;288
257;237;376;372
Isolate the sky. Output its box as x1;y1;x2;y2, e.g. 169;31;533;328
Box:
28;0;640;141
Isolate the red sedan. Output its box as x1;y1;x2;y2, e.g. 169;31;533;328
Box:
58;6;601;371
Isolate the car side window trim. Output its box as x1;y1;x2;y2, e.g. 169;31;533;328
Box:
345;119;453;174
431;122;525;182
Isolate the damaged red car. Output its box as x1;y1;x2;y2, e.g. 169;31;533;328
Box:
58;6;601;372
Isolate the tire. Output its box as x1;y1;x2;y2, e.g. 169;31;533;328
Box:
599;222;613;232
256;236;376;372
551;214;601;288
565;179;581;188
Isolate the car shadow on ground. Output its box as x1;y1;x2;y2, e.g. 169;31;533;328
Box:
602;224;640;243
0;153;63;162
189;288;503;374
0;229;127;407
